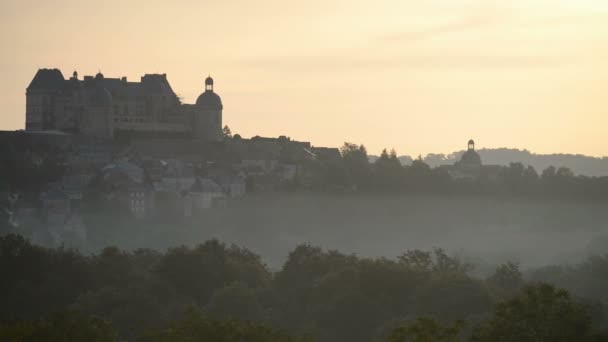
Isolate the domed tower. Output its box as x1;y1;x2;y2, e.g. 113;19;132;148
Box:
194;75;223;141
458;138;482;170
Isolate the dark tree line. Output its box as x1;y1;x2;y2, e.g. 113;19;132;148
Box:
309;142;608;199
2;137;608;202
2;234;608;341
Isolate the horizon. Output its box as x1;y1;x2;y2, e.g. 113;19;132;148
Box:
2;0;608;157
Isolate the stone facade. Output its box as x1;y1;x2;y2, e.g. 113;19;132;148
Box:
26;69;223;141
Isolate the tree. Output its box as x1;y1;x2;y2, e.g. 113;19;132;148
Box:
223;125;233;139
340;143;372;190
374;148;405;191
556;167;574;178
387;317;465;342
138;310;311;342
0;312;117;342
154;240;271;306
541;166;557;179
473;283;607;342
486;262;524;300
405;156;433;191
205;282;266;322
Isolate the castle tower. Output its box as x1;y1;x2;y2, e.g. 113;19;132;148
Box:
25;69;66;130
194;75;223;141
81;73;114;139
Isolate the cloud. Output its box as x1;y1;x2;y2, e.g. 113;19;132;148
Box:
378;2;511;44
240;53;573;73
381;15;501;43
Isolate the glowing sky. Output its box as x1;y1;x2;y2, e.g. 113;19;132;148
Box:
1;0;608;156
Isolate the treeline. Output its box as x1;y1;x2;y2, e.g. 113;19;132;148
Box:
2;137;608;200
308;143;608;199
2;234;608;341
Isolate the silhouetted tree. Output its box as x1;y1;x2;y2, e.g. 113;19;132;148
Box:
472;283;607;341
223;125;233;139
0;312;117;342
340;143;372;190
387;317;465;342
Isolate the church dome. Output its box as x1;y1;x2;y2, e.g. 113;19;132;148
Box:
196;91;223;109
459;149;481;166
90;84;113;106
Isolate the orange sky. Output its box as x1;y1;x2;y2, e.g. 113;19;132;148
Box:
1;0;608;156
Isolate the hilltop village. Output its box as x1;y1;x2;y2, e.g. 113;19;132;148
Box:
2;68;496;248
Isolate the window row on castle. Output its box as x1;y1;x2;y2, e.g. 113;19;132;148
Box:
112;105;149;116
115;117;147;124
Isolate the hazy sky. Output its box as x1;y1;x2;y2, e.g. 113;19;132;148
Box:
1;0;608;156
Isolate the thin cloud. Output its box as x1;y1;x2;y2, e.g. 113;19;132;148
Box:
241;53;573;73
381;15;501;42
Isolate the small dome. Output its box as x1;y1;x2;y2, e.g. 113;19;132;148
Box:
90;84;113;106
95;72;104;80
196;91;223;110
468;139;475;146
460;149;481;166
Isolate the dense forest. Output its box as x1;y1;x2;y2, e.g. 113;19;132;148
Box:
1;234;608;341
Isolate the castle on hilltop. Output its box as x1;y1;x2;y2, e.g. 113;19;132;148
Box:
25;69;223;141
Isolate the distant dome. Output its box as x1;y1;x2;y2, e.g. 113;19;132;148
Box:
90;84;113;106
196;91;223;110
468;139;475;146
95;72;104;80
459;149;481;166
205;76;214;86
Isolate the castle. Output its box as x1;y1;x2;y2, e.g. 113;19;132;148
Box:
25;69;223;141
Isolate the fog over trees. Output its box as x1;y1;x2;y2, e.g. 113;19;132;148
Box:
3;139;608;341
2;235;608;341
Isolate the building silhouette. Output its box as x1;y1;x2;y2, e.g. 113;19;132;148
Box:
439;139;501;180
25;69;222;141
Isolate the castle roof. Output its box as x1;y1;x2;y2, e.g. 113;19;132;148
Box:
28;70;180;105
27;69;65;91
